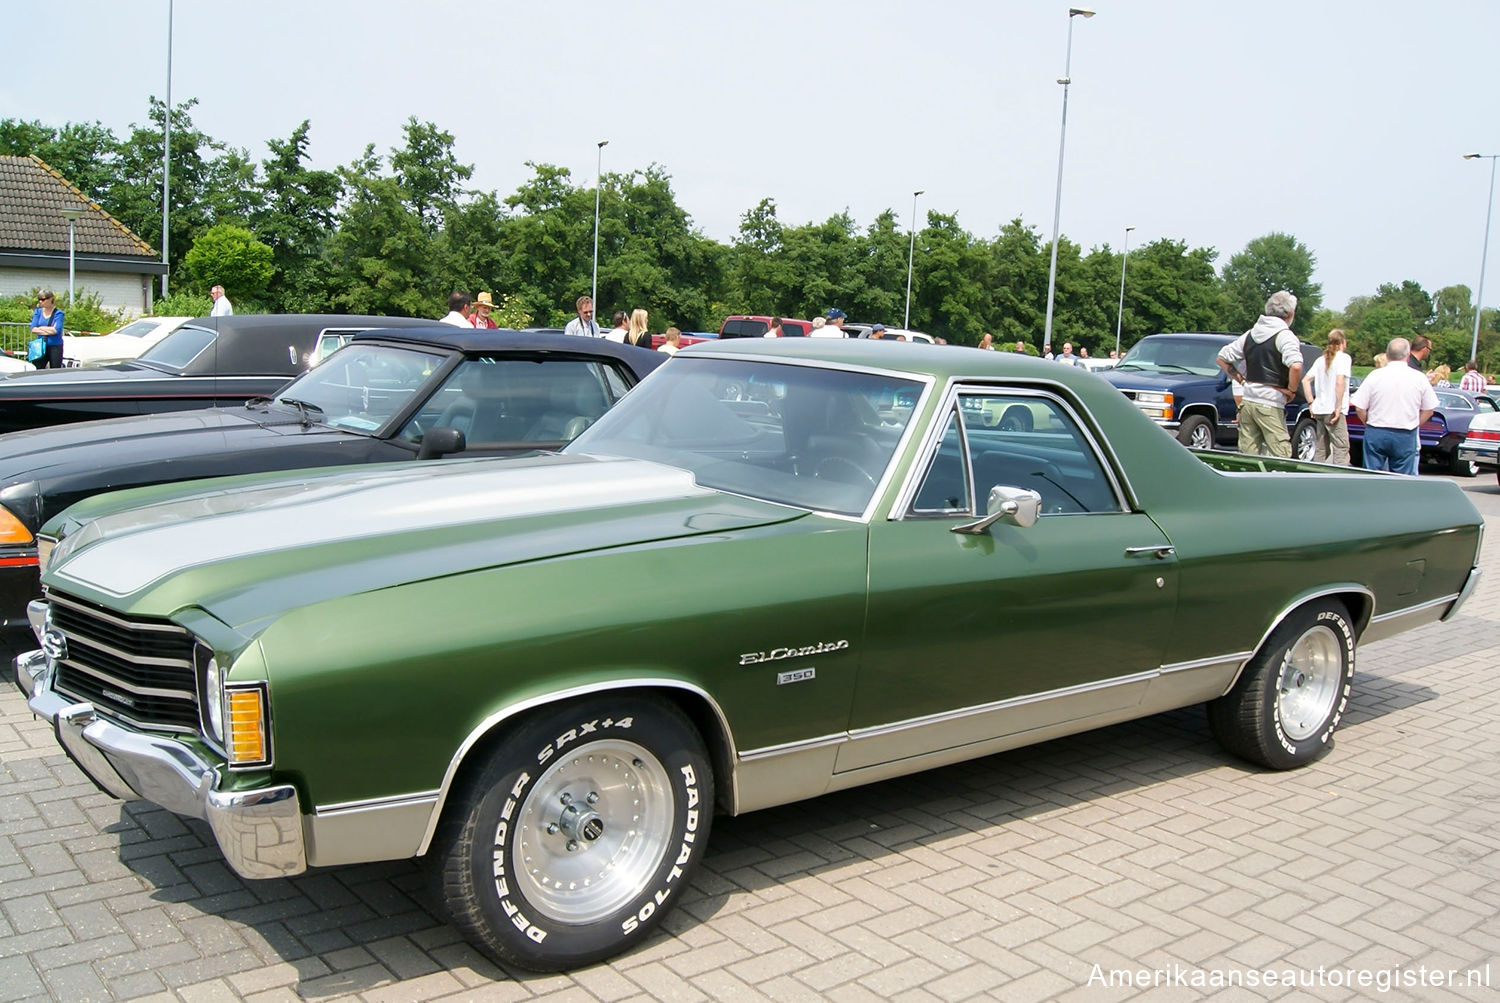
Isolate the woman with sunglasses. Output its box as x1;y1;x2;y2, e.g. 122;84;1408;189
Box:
29;291;65;369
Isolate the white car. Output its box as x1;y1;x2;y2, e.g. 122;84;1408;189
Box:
0;354;34;374
63;316;191;367
1457;409;1500;485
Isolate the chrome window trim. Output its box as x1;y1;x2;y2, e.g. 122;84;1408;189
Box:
415;678;740;856
890;379;1131;520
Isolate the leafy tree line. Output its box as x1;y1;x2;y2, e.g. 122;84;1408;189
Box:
4;105;1497;373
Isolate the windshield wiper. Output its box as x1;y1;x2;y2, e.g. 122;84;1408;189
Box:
277;398;325;427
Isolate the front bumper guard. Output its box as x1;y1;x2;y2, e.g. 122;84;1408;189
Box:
14;648;305;880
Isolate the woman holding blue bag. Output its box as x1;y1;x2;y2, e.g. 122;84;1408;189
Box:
28;290;64;369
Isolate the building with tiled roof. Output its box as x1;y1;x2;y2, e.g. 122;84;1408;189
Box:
0;155;167;317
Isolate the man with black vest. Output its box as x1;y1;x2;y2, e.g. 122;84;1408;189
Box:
1216;290;1304;457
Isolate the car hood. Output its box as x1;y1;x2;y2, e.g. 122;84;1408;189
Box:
0;407;310;469
1101;369;1221;392
45;453;807;632
0;362;170;389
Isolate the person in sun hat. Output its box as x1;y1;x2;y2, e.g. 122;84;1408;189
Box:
470;291;500;329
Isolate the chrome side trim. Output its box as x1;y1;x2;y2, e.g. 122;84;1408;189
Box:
316;789;442;814
306;795;439;869
1161;652;1251;676
847;669;1158;744
1362;592;1462;645
415;678;740;856
737;732;846;762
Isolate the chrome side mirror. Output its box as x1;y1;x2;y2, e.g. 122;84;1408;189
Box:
952;485;1042;535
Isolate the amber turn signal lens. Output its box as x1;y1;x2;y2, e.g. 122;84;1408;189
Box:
0;508;34;546
226;689;268;766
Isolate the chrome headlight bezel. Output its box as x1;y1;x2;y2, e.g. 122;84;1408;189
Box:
195;642;224;745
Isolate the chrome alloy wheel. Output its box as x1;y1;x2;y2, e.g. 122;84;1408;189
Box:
1276;625;1343;741
512;740;674;924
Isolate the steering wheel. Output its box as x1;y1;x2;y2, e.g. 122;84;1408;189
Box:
814;455;876;486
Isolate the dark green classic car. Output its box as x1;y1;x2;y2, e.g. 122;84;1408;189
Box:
14;340;1484;970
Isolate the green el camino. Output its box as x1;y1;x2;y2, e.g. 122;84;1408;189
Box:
13;339;1484;970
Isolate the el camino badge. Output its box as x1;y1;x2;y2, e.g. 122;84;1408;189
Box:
740;640;847;666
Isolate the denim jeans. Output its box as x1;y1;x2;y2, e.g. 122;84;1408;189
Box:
1362;425;1419;475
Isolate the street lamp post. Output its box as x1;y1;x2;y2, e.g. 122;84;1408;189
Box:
905;189;924;330
1042;6;1094;356
162;0;173;299
1464;153;1498;365
592;140;608;321
61;207;83;304
1114;225;1135;359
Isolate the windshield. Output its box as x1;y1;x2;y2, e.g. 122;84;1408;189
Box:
276;343;446;432
1115;337;1225;376
567;358;923;516
135;325;216;372
106;319;161;340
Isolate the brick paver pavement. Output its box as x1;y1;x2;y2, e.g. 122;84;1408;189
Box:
3;477;1497;1002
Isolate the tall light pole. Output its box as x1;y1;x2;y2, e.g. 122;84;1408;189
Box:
61;207;82;304
1464;153;1498;365
1114;225;1135;359
592;139;608;322
1042;6;1094;355
905;189;924;330
161;0;173;299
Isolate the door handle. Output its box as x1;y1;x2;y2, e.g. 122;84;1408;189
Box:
1124;545;1176;560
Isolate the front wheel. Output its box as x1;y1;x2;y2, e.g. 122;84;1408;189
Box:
1177;414;1215;450
1207;601;1355;769
1292;416;1316;461
429;695;713;971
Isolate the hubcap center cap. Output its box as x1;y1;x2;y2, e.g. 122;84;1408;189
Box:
558;802;605;843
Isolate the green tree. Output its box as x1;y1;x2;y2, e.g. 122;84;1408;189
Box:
1218;233;1323;334
1115;238;1222;351
985;219;1048;346
0;119;121;205
323;145;435;317
252;121;342;311
179;224;274;305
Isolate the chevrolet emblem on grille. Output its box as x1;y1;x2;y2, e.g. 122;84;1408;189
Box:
40;628;67;662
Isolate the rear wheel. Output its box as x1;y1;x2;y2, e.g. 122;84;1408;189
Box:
1176;414;1214;450
1450;448;1479;477
429;695;713;971
1208;601;1355;770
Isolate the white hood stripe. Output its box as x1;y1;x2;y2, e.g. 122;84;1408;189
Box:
57;457;710;597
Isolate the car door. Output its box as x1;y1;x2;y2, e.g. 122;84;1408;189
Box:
839;385;1180;772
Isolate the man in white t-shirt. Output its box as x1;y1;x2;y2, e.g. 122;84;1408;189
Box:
439;291;471;327
604;311;629;343
563;295;601;337
210;285;233;317
1301;329;1352;465
1350;337;1437;475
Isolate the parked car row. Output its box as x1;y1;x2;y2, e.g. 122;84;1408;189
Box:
1101;332;1498;474
11;334;1484;971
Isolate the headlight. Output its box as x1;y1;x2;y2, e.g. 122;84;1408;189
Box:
197;644;224;743
1133;391;1173;419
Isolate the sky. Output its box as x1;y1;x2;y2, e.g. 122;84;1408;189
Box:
7;0;1500;314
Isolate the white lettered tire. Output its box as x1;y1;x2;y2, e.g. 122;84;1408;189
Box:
430;695;712;970
1207;601;1355;769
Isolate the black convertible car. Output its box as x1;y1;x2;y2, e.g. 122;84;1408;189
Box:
0;327;666;626
0;314;437;434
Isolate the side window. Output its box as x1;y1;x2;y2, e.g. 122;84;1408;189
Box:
909;392;1121;517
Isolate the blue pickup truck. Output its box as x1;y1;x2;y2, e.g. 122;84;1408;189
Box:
1102;332;1321;449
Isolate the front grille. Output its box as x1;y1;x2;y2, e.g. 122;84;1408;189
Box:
48;591;198;733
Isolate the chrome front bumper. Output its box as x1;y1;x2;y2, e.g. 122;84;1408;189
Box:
14;646;305;879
